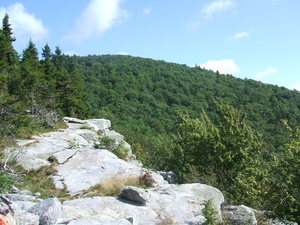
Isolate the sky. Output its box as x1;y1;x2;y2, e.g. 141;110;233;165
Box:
0;0;299;90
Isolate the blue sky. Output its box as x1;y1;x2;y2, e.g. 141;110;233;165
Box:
1;0;299;90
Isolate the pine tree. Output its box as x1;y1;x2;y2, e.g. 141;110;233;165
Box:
41;43;56;95
56;56;89;118
0;13;18;71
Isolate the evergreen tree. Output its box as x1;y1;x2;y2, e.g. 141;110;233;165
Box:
56;57;89;118
0;13;18;71
41;43;56;95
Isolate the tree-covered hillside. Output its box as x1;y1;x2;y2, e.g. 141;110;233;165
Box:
69;54;300;151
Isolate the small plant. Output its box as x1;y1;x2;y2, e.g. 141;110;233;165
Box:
111;141;129;160
139;171;155;187
16;164;69;200
95;136;115;149
94;137;129;160
68;139;79;149
80;124;93;130
202;200;218;225
0;171;15;193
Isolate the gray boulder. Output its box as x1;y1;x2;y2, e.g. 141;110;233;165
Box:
58;183;224;225
28;198;62;225
222;205;257;225
159;171;178;184
121;186;150;205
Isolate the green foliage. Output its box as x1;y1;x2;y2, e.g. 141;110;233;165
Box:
80;124;93;130
267;121;300;222
111;141;129;160
169;101;268;206
95;136;129;160
16;165;69;199
202;200;218;225
0;171;14;193
95;136;115;149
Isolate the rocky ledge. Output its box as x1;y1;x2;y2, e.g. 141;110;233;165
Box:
0;118;286;225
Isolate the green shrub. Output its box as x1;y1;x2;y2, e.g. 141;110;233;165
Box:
94;137;129;160
0;171;15;193
111;142;129;160
202;200;218;225
80;124;93;130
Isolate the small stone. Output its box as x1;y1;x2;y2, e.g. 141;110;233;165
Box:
121;186;150;205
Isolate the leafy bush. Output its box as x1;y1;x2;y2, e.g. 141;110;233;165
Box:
111;142;129;160
95;136;129;160
0;171;14;193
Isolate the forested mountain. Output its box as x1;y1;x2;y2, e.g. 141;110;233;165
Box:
70;54;300;151
1;13;300;222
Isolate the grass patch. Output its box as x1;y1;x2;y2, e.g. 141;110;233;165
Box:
84;174;145;197
16;119;68;139
15;162;69;200
80;124;93;130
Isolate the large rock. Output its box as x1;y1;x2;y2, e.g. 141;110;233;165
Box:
222;205;257;225
6;117;230;224
57;183;224;225
28;198;62;225
54;147;143;195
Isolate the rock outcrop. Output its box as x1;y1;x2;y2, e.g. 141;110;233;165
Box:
2;117;285;224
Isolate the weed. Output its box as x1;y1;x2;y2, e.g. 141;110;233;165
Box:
68;139;79;149
84;174;143;197
15;163;69;200
202;200;218;225
80;124;93;130
94;137;129;160
0;171;15;193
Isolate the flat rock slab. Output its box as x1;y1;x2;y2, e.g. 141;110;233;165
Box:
58;183;224;225
54;147;143;195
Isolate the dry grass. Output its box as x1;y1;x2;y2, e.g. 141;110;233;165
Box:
84;174;143;197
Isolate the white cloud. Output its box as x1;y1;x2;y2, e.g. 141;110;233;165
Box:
200;59;239;74
187;0;234;30
117;52;129;55
292;82;300;91
202;0;235;18
232;32;249;39
252;66;278;80
143;7;152;16
0;3;48;43
65;0;128;43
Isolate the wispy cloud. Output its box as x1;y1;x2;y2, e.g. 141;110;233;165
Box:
143;7;152;16
202;0;235;19
64;0;128;43
292;82;300;91
251;66;278;80
187;0;235;30
117;52;129;55
200;59;240;74
231;32;250;40
0;3;48;43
